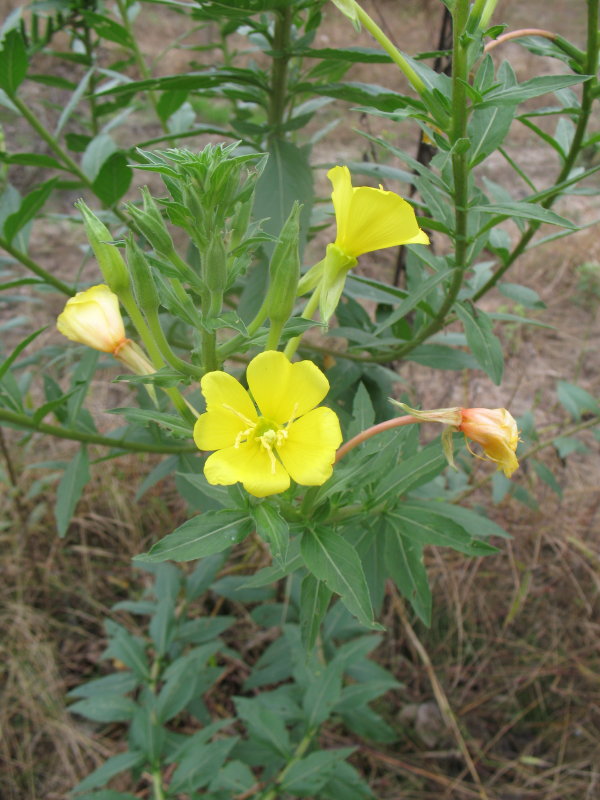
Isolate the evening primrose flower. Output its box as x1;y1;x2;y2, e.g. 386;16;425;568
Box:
193;350;342;497
299;166;429;324
391;401;520;477
57;284;154;375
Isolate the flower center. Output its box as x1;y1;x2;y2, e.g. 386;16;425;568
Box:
222;403;298;474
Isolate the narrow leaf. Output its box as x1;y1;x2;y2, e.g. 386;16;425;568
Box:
55;446;90;537
455;302;504;384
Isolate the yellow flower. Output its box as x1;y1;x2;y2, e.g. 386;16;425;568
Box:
459;407;520;478
57;284;155;376
57;284;126;353
329;165;429;258
193;350;343;497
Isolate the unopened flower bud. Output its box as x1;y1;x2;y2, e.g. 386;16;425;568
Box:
125;236;159;315
126;187;175;257
266;202;301;325
75;200;130;294
57;284;125;352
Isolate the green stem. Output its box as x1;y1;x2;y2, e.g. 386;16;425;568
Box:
11;95;93;186
283;287;321;360
259;730;316;800
0;235;75;295
119;289;199;420
267;4;292;144
145;309;204;379
151;769;166;800
353;3;426;94
0;407;197;453
473;0;598;301
114;0;168;134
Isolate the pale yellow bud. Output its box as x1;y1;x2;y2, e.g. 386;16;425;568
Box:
57;285;125;353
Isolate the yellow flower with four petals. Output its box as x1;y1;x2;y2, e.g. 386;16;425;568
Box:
194;351;342;497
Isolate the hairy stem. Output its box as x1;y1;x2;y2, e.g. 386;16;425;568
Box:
0;407;197;453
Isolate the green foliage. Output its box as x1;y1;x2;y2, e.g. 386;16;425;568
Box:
2;1;600;796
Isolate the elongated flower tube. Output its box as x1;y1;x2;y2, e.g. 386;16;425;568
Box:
194;351;342;497
57;284;155;376
299;166;429;324
391;401;520;477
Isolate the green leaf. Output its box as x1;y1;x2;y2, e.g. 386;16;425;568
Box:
81;133;118;182
373;269;452;334
281;748;356;796
72;751;145;793
387;505;498;555
473;201;577;228
300;527;376;628
0;326;47;383
299;574;332;651
455;302;504;384
479;73;588;106
254;138;313;254
69;694;138;723
374;441;447;505
107;407;193;437
531;459;563;497
556;380;600;420
468;102;515;166
169;737;238;793
75;792;140;800
3;180;59;242
68;671;139;699
498;282;545;309
235;696;291;758
251;502;289;564
92;151;132;205
0;29;28;96
55;446;90;538
407;344;478;370
384;523;431;625
135;510;252;563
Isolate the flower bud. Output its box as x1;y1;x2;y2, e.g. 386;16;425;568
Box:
126;187;176;257
124;235;160;315
266;202;301;325
75;201;130;294
459;407;520;477
57;284;126;352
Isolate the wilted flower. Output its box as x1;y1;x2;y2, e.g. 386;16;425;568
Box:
194;350;342;497
57;284;154;376
391;401;520;477
459;407;520;478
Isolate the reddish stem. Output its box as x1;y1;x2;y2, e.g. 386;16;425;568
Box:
335;415;419;462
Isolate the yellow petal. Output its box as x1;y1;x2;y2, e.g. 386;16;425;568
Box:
194;408;249;451
246;350;329;424
204;441;290;497
200;370;258;423
277;407;342;486
342;186;428;256
328;165;353;246
57;284;125;352
327;166;429;258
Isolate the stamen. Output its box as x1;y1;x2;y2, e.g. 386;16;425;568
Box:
259;429;278;473
222;403;256;428
234;426;255;448
284;402;299;428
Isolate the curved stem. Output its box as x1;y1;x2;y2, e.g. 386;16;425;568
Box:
259;730;315;800
267;4;292;144
336;415;419;461
0;407;197;453
0;235;75;295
